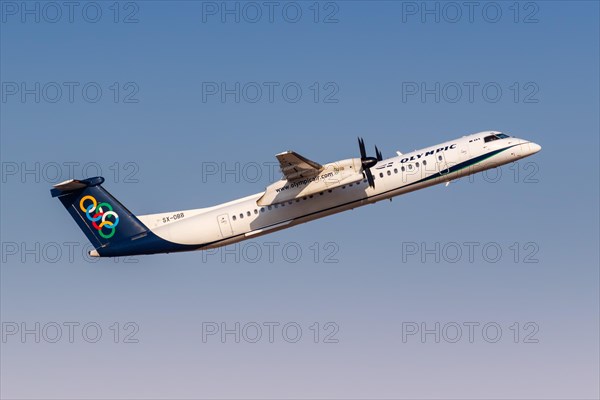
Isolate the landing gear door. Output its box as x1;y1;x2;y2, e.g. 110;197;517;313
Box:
217;214;233;237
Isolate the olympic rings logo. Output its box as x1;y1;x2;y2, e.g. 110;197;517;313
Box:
79;195;120;239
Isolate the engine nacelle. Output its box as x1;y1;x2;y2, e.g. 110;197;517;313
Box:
257;158;364;206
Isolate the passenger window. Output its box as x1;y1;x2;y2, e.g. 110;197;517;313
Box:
260;207;265;213
415;162;419;168
401;166;405;172
394;168;398;173
423;160;427;166
438;155;443;161
239;213;243;219
232;215;236;221
254;209;258;215
408;164;413;170
268;206;272;210
387;170;391;176
247;211;251;217
379;173;384;178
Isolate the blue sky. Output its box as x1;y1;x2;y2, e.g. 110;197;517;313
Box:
1;1;599;399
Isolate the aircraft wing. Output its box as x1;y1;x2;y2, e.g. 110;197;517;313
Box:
276;151;323;181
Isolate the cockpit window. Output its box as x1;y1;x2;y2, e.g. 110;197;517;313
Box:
484;133;510;143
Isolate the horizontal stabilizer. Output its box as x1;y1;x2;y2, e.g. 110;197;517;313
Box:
51;177;105;197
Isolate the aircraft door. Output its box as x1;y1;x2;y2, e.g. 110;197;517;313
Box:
459;143;470;162
467;140;479;158
436;151;450;176
217;214;233;237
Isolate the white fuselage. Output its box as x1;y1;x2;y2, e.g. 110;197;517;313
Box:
136;131;541;251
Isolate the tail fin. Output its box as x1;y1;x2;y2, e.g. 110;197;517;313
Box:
51;177;148;256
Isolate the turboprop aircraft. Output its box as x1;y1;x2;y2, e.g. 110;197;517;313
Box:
51;131;541;257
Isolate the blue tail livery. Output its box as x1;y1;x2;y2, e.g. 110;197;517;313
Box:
51;177;195;257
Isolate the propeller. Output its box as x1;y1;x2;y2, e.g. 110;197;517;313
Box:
358;137;381;188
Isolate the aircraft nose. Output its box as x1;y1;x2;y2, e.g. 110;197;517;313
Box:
529;142;542;154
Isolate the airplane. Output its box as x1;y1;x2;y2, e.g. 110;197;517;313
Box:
51;131;541;257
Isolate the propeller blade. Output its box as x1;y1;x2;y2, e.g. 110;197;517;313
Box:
375;146;383;161
358;137;367;159
364;167;375;189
